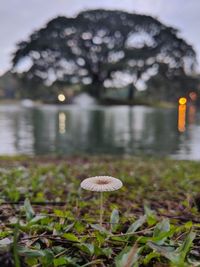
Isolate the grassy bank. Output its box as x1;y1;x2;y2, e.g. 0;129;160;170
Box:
101;98;176;109
1;156;200;266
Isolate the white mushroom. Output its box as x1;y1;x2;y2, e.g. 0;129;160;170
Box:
80;176;122;192
81;176;123;225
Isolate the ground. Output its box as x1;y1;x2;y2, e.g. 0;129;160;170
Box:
0;156;200;266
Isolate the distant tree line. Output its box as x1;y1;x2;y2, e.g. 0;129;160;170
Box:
12;9;198;102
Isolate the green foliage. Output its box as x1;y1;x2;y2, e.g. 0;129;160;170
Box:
62;233;79;243
0;156;200;266
144;205;157;226
115;245;140;267
127;215;146;234
147;231;196;267
110;208;119;232
24;198;35;221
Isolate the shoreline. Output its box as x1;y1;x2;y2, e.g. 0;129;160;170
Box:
0;98;176;109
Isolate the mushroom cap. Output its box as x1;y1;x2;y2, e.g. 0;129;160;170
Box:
80;176;123;192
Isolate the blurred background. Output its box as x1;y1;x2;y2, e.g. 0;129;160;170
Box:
0;0;200;159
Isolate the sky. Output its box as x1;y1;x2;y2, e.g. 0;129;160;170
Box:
0;0;200;74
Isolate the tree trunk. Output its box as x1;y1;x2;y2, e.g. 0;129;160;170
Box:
89;74;103;99
127;83;135;101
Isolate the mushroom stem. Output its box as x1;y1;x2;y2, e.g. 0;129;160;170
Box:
100;192;104;226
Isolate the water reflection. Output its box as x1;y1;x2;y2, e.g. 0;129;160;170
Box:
178;103;186;132
0;104;200;159
177;95;198;133
58;112;66;134
188;104;196;125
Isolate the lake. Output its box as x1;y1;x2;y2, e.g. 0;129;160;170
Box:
0;103;200;160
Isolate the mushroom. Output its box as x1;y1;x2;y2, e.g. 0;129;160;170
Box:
80;176;123;226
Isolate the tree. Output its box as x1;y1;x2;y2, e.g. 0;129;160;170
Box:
12;9;196;100
146;63;199;102
0;71;20;99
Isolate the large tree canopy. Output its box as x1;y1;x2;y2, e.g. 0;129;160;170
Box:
12;9;196;99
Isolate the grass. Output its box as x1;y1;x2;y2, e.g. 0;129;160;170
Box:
1;156;200;266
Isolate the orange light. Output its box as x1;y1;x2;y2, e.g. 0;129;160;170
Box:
179;97;187;105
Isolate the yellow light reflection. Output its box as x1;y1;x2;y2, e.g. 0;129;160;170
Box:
59;112;66;134
58;94;66;102
178;104;186;132
179;97;187;105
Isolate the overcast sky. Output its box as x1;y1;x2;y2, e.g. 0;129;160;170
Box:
0;0;199;74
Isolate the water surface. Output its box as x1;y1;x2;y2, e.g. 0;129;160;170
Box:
0;104;200;159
